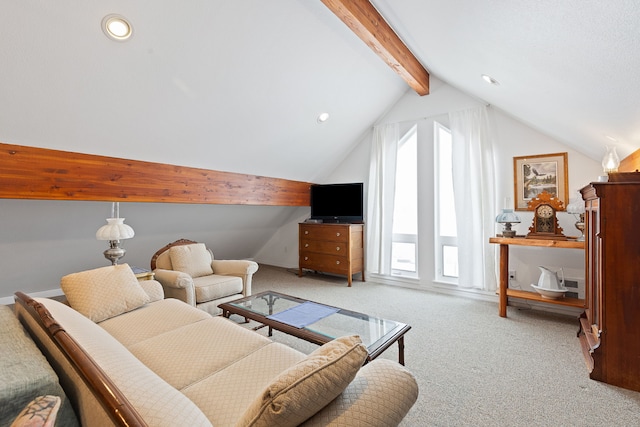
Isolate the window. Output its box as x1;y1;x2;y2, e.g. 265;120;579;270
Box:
434;122;458;282
391;125;418;276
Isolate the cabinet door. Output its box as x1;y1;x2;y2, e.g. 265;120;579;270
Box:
591;204;603;337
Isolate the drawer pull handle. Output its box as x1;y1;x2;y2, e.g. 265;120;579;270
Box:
336;246;341;251
305;243;309;248
305;230;309;235
336;232;341;237
336;261;340;265
304;256;309;261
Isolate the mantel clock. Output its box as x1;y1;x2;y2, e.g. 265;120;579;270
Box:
526;191;566;240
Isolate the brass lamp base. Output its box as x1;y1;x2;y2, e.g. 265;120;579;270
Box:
574;221;585;242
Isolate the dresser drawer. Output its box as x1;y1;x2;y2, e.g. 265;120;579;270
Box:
299;253;350;275
300;224;349;242
299;239;348;255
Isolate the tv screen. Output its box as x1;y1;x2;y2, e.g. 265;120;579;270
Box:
310;183;364;223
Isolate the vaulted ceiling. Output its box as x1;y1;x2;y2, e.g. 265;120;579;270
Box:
2;0;639;184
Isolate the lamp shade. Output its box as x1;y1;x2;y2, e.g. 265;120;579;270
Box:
566;198;585;215
495;209;521;224
602;146;620;174
96;218;135;241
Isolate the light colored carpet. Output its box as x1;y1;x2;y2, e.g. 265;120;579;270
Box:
243;265;640;426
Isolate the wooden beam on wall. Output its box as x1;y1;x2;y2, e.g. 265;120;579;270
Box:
322;0;430;96
619;148;640;172
0;143;311;206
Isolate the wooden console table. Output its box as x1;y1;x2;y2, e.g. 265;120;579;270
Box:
489;237;585;317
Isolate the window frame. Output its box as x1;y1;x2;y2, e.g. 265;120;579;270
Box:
433;121;458;284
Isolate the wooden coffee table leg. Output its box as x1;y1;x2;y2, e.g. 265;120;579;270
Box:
398;336;405;366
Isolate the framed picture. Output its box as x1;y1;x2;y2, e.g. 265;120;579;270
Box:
513;152;568;211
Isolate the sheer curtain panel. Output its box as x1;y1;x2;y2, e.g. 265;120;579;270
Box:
449;106;497;291
366;123;399;275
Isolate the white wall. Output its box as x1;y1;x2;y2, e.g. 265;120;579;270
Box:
256;76;601;297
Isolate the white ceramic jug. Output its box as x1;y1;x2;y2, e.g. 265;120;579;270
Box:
537;266;565;290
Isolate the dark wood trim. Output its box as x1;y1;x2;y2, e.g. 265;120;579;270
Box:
14;292;147;427
321;0;430;96
0;143;311;206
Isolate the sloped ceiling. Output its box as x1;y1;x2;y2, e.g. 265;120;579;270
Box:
372;0;640;160
1;1;639;183
0;1;407;183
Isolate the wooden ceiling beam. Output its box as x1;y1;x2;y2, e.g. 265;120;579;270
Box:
322;0;429;96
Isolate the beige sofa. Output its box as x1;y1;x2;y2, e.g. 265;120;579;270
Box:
151;239;258;316
14;265;418;426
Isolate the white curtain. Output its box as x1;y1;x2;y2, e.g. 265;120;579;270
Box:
449;106;497;291
366;123;399;275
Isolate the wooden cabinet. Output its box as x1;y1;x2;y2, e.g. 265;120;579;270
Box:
578;175;640;392
298;223;364;286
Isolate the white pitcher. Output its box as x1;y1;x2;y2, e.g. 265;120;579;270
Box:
537;266;565;290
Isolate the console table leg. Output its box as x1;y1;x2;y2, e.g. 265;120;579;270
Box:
398;336;405;366
499;244;509;318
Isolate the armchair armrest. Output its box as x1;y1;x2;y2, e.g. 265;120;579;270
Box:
301;359;419;427
210;260;258;296
152;269;196;306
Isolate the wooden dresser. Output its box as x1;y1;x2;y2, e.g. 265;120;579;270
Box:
578;173;640;392
298;223;364;286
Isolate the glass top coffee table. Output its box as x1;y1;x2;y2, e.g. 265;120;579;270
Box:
219;291;410;365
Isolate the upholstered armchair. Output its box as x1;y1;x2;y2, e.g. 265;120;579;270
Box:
150;239;258;316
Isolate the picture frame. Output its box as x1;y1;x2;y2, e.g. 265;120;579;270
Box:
513;152;568;211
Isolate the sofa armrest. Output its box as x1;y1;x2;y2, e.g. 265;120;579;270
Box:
152;269;196;306
138;279;164;302
301;359;418;427
210;260;258;296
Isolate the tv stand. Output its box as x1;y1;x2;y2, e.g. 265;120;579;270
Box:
298;223;364;286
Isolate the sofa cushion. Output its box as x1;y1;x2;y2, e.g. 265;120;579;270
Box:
127;317;273;390
193;274;243;303
169;244;214;278
36;298;213;427
99;298;211;347
60;264;150;323
182;343;306;427
236;335;367;427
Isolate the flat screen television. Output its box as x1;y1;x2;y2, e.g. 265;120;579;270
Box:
310;182;364;223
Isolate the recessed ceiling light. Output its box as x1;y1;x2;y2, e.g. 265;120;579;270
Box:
317;112;330;123
102;14;133;41
481;74;500;86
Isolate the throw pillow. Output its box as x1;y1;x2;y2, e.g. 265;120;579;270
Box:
236;335;367;427
168;243;213;278
61;264;150;323
10;395;60;427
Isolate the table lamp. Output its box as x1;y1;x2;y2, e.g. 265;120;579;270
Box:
599;146;620;181
96;202;135;265
495;209;520;238
566;194;586;241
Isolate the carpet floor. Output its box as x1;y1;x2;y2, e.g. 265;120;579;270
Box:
242;265;640;426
